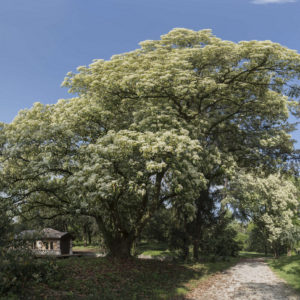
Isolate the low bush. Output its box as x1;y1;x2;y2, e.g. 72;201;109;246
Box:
0;212;60;296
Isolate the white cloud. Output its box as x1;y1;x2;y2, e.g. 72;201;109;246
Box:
251;0;296;4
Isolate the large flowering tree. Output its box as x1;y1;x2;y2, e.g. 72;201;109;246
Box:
1;28;300;258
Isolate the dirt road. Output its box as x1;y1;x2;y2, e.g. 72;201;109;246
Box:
186;259;299;300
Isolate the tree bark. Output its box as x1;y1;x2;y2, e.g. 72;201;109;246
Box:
193;186;212;261
88;230;92;245
93;169;170;259
193;197;201;260
95;217;134;258
64;221;68;232
219;178;228;226
83;225;87;247
273;243;280;259
107;239;133;258
183;214;190;261
264;245;268;257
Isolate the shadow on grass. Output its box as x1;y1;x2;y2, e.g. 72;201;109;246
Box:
18;256;238;300
267;255;300;293
268;256;300;274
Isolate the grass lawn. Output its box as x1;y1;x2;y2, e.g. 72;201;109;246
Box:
72;241;175;257
267;255;300;293
137;242;175;257
19;256;239;300
72;242;105;253
239;251;273;258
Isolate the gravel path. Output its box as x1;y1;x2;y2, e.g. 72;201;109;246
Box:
185;259;300;300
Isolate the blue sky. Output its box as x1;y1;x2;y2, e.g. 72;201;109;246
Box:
1;0;300;144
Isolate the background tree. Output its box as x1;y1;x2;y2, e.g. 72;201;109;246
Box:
246;224;271;255
224;172;299;258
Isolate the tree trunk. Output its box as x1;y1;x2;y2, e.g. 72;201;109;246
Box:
273;243;280;259
287;246;292;257
107;239;133;258
95;214;135;258
264;245;268;257
219;178;228;225
183;214;190;261
83;225;87;247
193;196;201;261
193;188;211;261
88;230;92;245
93;170;167;259
63;221;68;232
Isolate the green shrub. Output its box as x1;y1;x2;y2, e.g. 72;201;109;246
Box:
209;255;217;263
0;247;60;295
0;212;60;296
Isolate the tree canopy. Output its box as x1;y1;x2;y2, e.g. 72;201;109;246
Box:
1;28;300;257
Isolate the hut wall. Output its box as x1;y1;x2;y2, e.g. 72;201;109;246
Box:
33;240;61;255
60;236;70;254
70;239;73;255
57;240;60;253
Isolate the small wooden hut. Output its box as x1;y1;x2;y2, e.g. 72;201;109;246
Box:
20;228;75;256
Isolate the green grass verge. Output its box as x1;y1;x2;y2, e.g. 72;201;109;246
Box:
72;241;175;256
239;251;273;258
137;242;175;257
19;256;239;300
74;243;278;259
267;255;300;293
72;242;105;253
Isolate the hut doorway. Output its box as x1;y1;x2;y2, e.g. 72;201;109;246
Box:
60;236;70;254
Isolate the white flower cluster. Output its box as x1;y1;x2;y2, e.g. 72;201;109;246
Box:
1;28;300;243
224;173;298;243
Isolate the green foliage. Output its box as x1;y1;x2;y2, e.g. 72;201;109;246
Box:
142;207;173;244
246;225;270;253
224;173;300;258
204;225;243;258
228;221;248;250
164;201;242;260
0;212;60;296
209;255;217;263
235;232;248;249
168;225;192;260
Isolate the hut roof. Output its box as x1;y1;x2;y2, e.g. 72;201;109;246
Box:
18;228;75;240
